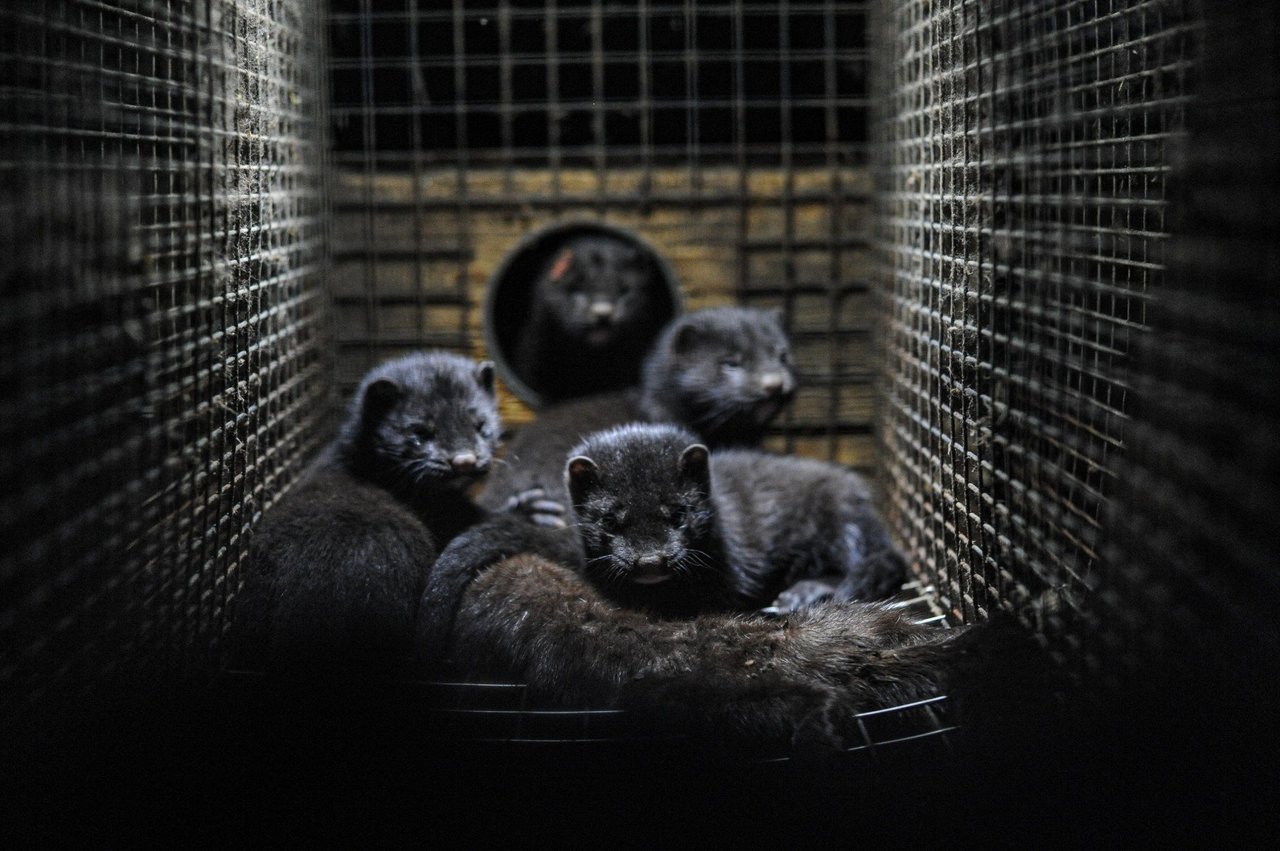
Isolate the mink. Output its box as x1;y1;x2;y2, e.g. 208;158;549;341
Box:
564;424;907;617
511;233;667;402
229;351;558;677
636;305;797;447
421;543;975;751
416;473;1039;753
480;306;797;511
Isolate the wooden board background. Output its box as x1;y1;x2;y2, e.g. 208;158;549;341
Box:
331;165;877;470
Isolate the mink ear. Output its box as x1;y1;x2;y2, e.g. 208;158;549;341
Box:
672;323;700;355
678;444;711;493
363;378;401;415
547;248;576;282
566;455;600;505
476;360;496;396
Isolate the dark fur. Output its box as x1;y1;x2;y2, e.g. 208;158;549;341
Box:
230;351;505;676
512;234;665;401
566;424;907;616
638;305;796;447
415;513;583;670
480;306;796;510
445;553;971;749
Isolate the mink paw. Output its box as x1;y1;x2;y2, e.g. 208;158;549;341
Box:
762;579;839;615
505;486;567;528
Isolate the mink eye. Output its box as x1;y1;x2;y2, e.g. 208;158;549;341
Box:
720;356;743;369
599;512;622;533
778;349;792;365
409;423;434;444
474;418;489;434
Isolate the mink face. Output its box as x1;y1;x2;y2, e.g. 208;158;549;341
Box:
561;423;907;618
478;307;800;513
232;351;532;676
343;352;500;494
510;234;667;402
640;307;797;446
534;235;655;349
567;425;721;598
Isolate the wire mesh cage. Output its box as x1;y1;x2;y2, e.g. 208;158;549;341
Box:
0;0;331;724
873;0;1199;640
320;0;948;759
327;0;881;468
2;0;1278;842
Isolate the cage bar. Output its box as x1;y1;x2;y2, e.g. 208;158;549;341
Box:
873;0;1198;641
0;0;331;723
1;5;1276;834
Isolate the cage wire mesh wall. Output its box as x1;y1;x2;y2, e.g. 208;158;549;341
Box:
872;0;1200;649
327;0;880;469
872;8;1280;827
1102;1;1280;683
1095;1;1280;829
0;0;330;723
2;0;1278;814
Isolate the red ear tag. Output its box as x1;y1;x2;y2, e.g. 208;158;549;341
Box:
549;249;575;281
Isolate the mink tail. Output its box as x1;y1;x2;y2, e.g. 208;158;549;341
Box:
414;513;583;671
445;554;1045;751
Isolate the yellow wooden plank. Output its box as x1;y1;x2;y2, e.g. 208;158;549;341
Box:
333;165;876;461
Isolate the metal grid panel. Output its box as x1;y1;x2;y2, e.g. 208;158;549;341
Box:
0;0;330;720
1098;1;1280;679
1071;7;1277;834
326;1;878;468
873;0;1197;633
329;0;869;167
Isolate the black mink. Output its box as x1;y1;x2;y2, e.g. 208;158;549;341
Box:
511;233;666;402
229;350;554;676
481;305;797;511
565;424;908;617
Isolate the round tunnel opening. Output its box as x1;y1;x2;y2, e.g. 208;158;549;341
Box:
483;220;683;409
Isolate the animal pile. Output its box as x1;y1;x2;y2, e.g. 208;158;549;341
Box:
231;232;1000;751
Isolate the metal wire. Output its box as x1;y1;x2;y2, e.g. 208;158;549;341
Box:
0;0;331;722
1098;0;1280;681
873;1;1199;645
327;0;877;464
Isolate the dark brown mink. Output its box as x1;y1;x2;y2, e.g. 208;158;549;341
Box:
434;549;978;750
229;350;556;677
417;511;1047;753
480;305;797;512
563;424;908;618
511;233;667;402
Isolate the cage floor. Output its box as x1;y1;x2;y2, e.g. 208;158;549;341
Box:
218;577;955;767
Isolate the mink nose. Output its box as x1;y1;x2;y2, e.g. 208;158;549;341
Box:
590;301;615;322
760;372;787;394
450;452;478;472
635;553;666;570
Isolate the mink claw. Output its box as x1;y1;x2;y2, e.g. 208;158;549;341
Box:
529;511;568;529
529;499;565;516
506;486;568;527
503;486;545;511
769;578;839;614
